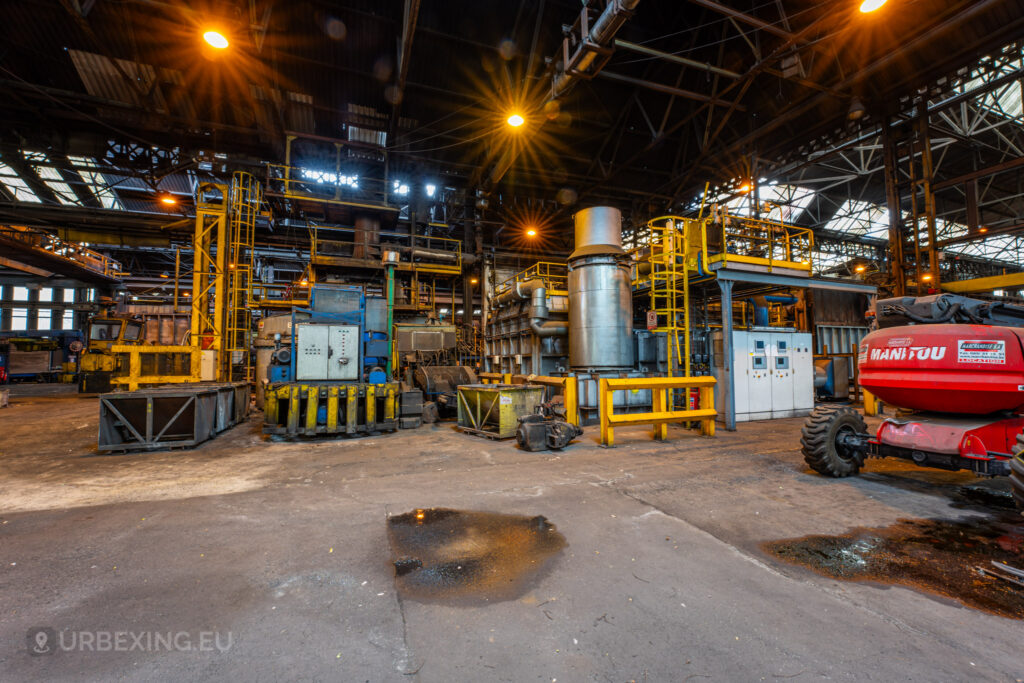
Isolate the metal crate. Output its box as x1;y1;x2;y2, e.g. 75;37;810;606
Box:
98;382;250;453
456;384;545;439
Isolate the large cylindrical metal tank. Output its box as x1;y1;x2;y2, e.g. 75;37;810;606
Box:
569;207;633;370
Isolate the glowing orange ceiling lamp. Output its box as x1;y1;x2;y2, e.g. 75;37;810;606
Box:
526;228;537;237
203;30;230;49
859;0;887;13
507;113;525;128
160;195;177;205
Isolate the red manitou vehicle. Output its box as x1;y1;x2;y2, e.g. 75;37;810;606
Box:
800;294;1024;508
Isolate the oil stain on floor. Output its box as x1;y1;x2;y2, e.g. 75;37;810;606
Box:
387;508;566;604
763;515;1024;619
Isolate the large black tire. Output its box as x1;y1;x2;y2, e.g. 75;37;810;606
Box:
1010;432;1024;510
801;405;868;478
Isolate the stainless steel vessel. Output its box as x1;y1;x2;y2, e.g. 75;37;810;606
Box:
569;207;633;370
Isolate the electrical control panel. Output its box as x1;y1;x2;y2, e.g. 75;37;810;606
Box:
712;329;814;421
295;323;360;381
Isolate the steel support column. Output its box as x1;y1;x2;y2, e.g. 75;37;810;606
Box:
718;278;736;431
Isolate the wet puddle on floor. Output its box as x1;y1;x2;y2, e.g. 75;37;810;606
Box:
763;514;1024;618
387;508;566;603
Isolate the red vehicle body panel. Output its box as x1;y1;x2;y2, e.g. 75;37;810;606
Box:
858;324;1024;415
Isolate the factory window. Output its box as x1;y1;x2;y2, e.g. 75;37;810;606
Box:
123;322;143;341
11;308;28;331
26;152;81;206
13;286;29;301
0;162;42;203
38;287;53;302
62;310;75;330
37;309;51;330
63;288;75;303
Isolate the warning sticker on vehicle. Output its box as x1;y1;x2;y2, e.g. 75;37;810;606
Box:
500;395;513;405
957;339;1005;364
858;344;868;365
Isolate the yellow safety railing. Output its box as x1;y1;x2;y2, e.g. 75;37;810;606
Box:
265;162;393;211
0;224;125;279
494;261;568;296
510;374;579;427
110;345;202;391
599;376;716;446
705;214;813;272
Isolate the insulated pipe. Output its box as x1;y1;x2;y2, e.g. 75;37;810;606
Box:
529;286;568;337
491;278;545;308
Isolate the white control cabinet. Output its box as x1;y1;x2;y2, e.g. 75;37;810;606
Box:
712;329;813;421
295;324;359;381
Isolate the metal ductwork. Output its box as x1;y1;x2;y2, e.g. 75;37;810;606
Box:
491;278;545;308
529;287;568;337
550;0;643;101
568;207;633;370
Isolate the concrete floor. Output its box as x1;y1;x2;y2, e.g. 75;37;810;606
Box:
1;384;1022;682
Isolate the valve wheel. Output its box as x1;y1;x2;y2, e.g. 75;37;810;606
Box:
800;405;868;478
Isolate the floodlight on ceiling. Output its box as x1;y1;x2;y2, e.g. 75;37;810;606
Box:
203;30;229;49
859;0;887;13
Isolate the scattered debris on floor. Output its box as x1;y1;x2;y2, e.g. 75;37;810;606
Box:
387;508;566;603
763;515;1024;619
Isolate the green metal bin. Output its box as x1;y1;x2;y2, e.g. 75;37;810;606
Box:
456;384;546;439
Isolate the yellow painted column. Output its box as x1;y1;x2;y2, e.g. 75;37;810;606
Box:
326;386;339;432
599;379;613;447
863;389;880;416
305;387;318;434
653;387;667;441
700;384;716;436
564;378;579;427
366;385;376;429
345;387;358;434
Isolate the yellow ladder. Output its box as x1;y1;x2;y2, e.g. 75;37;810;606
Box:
228;171;262;383
646;217;691;378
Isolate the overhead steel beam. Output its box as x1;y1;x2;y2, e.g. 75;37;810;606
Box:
597;71;747;109
932;155;1024;191
688;0;794;40
942;271;1024;293
0;255;53;277
715;268;878;293
614;39;741;79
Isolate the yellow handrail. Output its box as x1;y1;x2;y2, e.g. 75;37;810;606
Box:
599;376;716;446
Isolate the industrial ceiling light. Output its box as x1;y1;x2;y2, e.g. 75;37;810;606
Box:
526;228;537;237
979;226;989;233
738;182;752;194
921;273;933;281
507;113;525;128
859;0;887;13
300;278;309;286
470;277;479;284
160;195;177;205
855;264;867;273
848;97;867;121
203;30;230;49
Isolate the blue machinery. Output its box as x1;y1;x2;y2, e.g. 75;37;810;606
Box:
263;284;400;436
